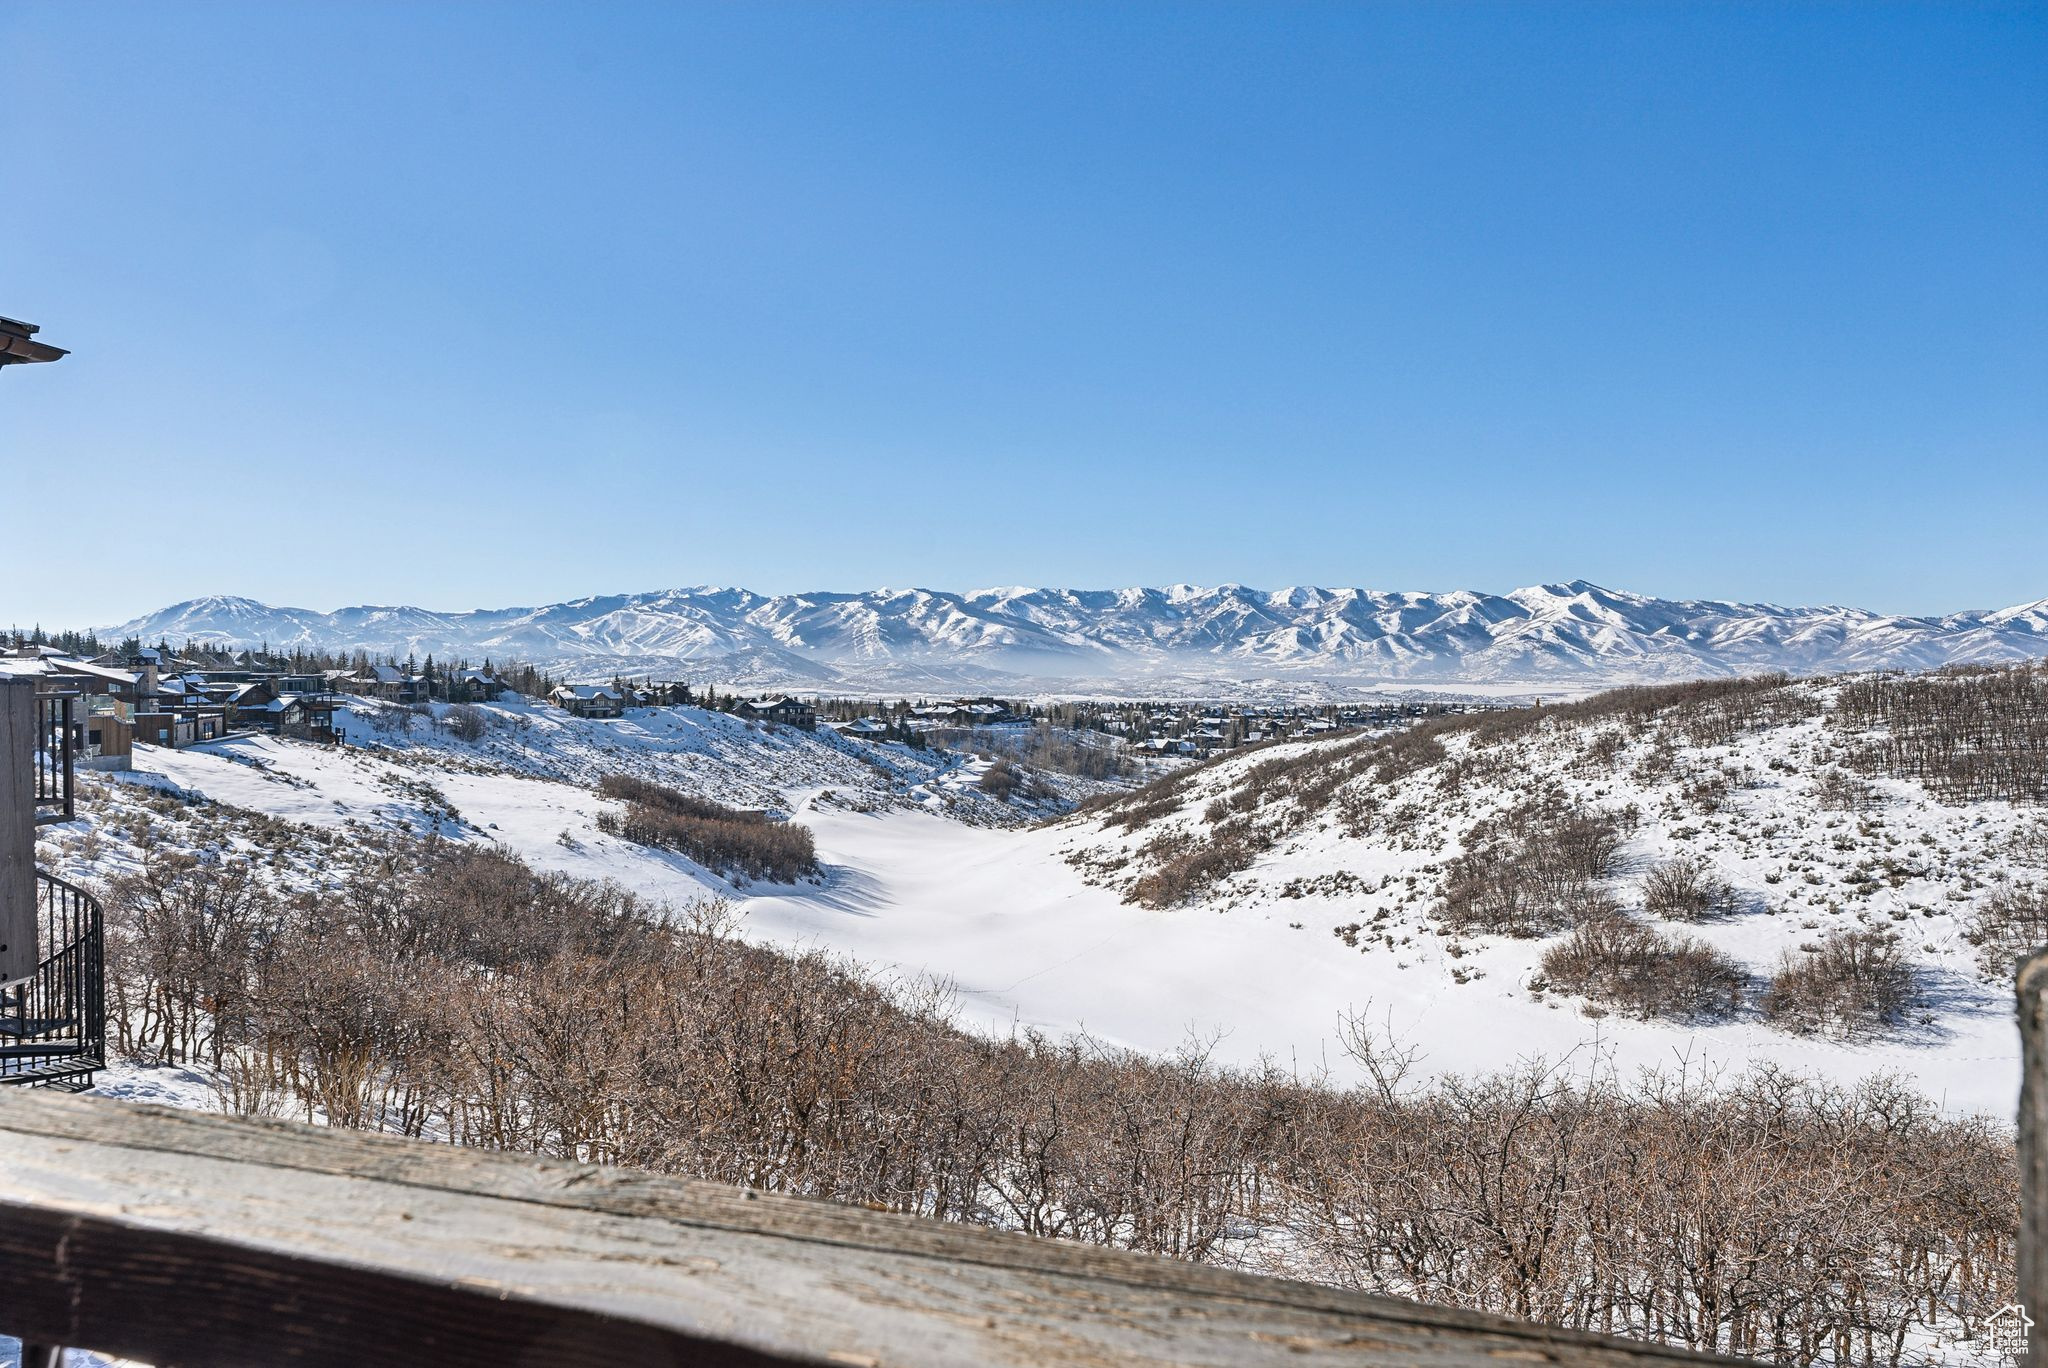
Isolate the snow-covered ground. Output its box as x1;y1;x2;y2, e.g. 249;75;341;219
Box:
36;684;2038;1121
1051;680;2045;1116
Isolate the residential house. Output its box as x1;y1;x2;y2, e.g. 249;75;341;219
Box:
43;659;147;706
222;680;342;743
736;696;816;729
228;680;282;729
912;698;1019;727
451;668;508;701
279;694;342;743
77;709;134;770
130;706;228;749
365;665;425;704
0;657;139;770
552;684;625;719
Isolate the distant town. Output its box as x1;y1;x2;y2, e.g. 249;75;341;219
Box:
0;626;1493;770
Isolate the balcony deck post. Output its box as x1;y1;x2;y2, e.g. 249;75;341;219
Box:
0;677;37;985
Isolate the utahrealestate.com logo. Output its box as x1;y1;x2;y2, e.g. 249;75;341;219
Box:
1987;1304;2034;1358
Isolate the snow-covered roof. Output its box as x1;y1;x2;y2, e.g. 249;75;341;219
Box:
555;684;623;701
40;660;141;686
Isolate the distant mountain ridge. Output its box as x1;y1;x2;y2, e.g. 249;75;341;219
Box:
103;581;2048;692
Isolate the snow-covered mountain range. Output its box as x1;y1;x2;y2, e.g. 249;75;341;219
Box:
103;581;2048;691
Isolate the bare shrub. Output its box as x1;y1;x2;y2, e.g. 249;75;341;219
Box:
1761;929;1915;1035
596;774;817;882
929;721;1135;781
978;757;1023;801
1127;818;1272;908
445;704;489;743
1813;767;1882;812
95;829;2016;1366
1438;858;1567;938
1096;764;1208;832
103;848;277;1067
370;705;413;737
1967;883;2048;981
1278;1053;2013;1364
1640;858;1739;921
1535;914;1744;1019
1833;663;2048;804
1437;796;1630;938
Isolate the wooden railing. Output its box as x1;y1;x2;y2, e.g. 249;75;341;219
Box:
0;1089;1766;1368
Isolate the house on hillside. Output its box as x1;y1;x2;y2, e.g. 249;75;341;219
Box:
266;672;327;695
228;679;281;728
79;708;134;770
131;704;228;748
912;698;1018;727
552;684;624;719
364;664;425;704
210;679;345;743
736;695;815;729
0;653;154;710
452;668;508;701
279;693;342;742
44;659;146;705
0;657;140;770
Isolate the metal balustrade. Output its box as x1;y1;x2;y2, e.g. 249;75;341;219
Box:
32;690;75;826
0;869;105;1090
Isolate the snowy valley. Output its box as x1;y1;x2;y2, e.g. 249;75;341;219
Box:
17;654;2044;1366
37;665;2046;1118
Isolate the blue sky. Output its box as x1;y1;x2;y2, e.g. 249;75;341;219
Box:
3;2;2042;624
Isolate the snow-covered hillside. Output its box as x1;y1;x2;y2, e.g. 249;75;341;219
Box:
103;579;2048;691
36;670;2048;1118
1049;668;2048;1113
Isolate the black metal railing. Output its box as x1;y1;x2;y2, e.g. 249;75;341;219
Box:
33;690;76;825
0;870;105;1089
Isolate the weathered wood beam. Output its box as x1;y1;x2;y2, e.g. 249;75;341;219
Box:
0;1090;1756;1368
